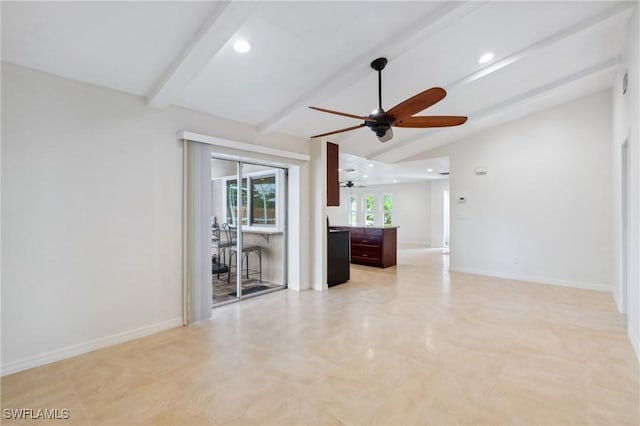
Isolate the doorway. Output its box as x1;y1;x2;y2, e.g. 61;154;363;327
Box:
210;157;287;306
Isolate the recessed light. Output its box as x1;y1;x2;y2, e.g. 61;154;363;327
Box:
427;168;434;172
338;168;343;171
367;163;374;168
363;175;368;178
393;179;398;183
478;52;494;64
233;39;251;53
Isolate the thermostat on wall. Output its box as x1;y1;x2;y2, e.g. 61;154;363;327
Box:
475;167;488;175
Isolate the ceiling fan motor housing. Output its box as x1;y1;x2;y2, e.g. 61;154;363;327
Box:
365;110;393;137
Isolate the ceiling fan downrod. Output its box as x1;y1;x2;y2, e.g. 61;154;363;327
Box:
370;57;387;112
368;57;393;141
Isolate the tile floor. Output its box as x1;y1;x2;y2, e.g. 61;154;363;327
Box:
212;277;282;305
1;246;638;425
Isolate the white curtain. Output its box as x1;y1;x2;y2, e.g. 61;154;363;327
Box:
183;141;213;324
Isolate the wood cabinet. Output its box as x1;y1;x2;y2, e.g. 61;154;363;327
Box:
326;142;340;206
330;226;398;268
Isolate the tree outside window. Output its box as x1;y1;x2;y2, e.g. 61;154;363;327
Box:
251;176;276;225
383;194;393;226
364;195;375;226
226;174;279;227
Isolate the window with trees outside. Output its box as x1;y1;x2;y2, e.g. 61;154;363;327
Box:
364;195;375;226
226;178;248;226
225;172;282;229
383;194;393;226
347;196;358;226
251;176;276;225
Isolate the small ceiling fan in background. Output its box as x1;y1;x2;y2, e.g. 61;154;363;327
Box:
340;180;366;188
310;57;468;142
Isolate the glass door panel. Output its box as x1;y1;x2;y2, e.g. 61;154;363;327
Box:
210;158;286;306
210;158;240;305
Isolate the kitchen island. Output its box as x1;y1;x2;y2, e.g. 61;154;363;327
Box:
329;226;398;268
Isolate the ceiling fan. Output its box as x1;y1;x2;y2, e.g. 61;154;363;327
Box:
340;180;366;188
309;57;467;142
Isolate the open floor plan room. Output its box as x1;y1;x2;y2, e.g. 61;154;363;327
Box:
2;2;639;425
2;247;637;425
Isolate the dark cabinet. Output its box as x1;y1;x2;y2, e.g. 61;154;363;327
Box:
330;226;398;268
327;230;350;286
326;142;340;206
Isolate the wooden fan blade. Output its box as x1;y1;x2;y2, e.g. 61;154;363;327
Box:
309;106;374;121
393;115;468;128
387;87;447;121
311;124;366;138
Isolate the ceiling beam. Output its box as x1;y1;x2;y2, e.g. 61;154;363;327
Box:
444;1;635;91
257;1;487;134
366;2;634;161
146;1;258;109
370;57;621;163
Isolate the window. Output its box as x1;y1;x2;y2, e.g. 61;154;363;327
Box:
226;178;248;226
364;195;375;226
222;170;284;230
347;196;358;226
251;176;276;225
383;194;393;226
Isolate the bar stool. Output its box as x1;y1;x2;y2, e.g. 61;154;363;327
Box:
227;245;262;283
223;225;262;284
211;223;232;279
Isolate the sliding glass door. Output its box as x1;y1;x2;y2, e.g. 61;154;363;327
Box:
210;157;287;306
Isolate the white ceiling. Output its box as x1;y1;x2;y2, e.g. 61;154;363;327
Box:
339;153;448;187
2;1;635;173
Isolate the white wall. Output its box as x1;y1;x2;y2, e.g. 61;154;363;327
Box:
1;63;311;373
327;181;433;245
430;179;449;248
611;6;640;360
427;90;614;291
326;195;347;227
310;141;326;290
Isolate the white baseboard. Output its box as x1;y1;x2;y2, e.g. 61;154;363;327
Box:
1;317;183;376
448;267;611;292
629;326;640;364
612;287;628;314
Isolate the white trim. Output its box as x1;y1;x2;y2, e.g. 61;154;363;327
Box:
613;289;623;313
449;267;611;292
629;326;640;364
1;317;182;376
178;131;310;162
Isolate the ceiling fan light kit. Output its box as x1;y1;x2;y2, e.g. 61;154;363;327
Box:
309;57;468;142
